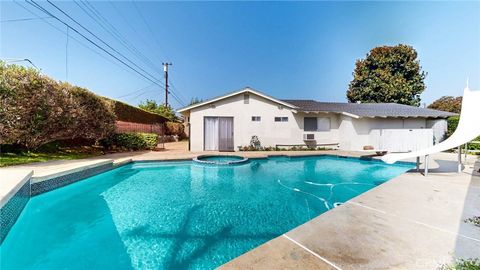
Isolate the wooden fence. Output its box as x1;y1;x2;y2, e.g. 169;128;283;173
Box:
115;121;164;135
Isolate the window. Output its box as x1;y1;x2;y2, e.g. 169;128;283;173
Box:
318;117;331;131
304;117;317;131
244;94;250;104
304;117;331;131
274;117;288;122
251;116;261;122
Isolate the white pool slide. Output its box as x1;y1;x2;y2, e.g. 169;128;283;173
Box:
382;85;480;169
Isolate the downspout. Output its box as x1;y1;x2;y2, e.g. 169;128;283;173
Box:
188;123;191;151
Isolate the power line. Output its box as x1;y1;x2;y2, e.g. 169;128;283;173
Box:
115;83;156;98
131;1;165;63
108;0;162;62
65;25;69;80
26;0;176;105
0;16;52;23
23;0;186;107
15;1;143;79
74;0;162;77
169;80;188;105
108;0;190;107
126;89;159;103
43;0;165;88
41;0;187;107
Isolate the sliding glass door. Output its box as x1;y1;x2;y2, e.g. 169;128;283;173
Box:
204;117;234;151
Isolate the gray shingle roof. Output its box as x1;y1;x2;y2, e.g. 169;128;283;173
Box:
281;100;456;118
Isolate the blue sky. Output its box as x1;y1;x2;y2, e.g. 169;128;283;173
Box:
1;1;479;109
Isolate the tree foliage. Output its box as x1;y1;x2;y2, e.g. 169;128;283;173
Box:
0;62;115;149
347;44;427;106
138;99;176;120
428;96;462;113
447;116;480;150
165;122;186;138
188;97;203;106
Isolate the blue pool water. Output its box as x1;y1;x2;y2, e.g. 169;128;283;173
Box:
0;156;413;270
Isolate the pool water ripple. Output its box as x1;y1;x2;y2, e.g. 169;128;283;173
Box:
0;155;413;270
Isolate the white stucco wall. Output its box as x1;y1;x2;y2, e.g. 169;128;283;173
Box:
426;119;448;144
186;93;339;151
337;116;430;151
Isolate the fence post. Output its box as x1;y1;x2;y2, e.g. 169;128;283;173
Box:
424;155;429;177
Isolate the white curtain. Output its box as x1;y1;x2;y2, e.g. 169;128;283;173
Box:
219;117;234;151
204;117;219;150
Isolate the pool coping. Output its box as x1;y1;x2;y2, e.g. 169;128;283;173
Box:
1;152;478;268
193;154;249;165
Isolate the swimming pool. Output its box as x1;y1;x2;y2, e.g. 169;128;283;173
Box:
0;155;413;270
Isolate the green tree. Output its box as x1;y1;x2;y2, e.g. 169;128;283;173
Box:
138;99;176;120
347;44;427;106
428;96;462;113
188;97;203;106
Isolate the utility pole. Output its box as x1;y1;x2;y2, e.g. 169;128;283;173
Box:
162;62;172;106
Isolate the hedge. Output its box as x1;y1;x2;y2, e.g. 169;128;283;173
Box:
0;62;116;149
106;98;167;125
0;62;166;150
447;116;480;150
101;133;158;150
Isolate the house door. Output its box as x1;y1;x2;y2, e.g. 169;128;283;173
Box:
218;117;234;151
204;117;234;151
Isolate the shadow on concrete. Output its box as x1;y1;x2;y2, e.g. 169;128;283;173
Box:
454;159;480;260
403;156;465;175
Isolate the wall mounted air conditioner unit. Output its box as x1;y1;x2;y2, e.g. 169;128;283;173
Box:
303;134;315;141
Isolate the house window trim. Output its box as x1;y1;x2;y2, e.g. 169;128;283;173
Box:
303;117;331;131
274;117;289;122
251;116;261;122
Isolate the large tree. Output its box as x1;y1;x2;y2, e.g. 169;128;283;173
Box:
428;96;462;113
347;44;427;106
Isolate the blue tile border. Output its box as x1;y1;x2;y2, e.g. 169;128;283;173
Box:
31;163;114;196
0;179;30;244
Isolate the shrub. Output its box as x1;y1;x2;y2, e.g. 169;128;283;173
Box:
102;133;158;150
1;63;74;149
0;62;116;149
448;116;480;151
69;86;115;140
438;258;480;270
165;122;185;138
107;98;167;124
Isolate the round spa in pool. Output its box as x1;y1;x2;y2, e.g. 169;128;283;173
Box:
193;155;249;165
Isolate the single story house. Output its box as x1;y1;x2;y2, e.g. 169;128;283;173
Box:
178;87;456;152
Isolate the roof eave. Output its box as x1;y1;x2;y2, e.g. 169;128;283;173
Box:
177;87;298;113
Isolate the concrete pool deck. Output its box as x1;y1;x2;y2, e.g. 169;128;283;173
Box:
1;142;479;269
221;153;480;270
